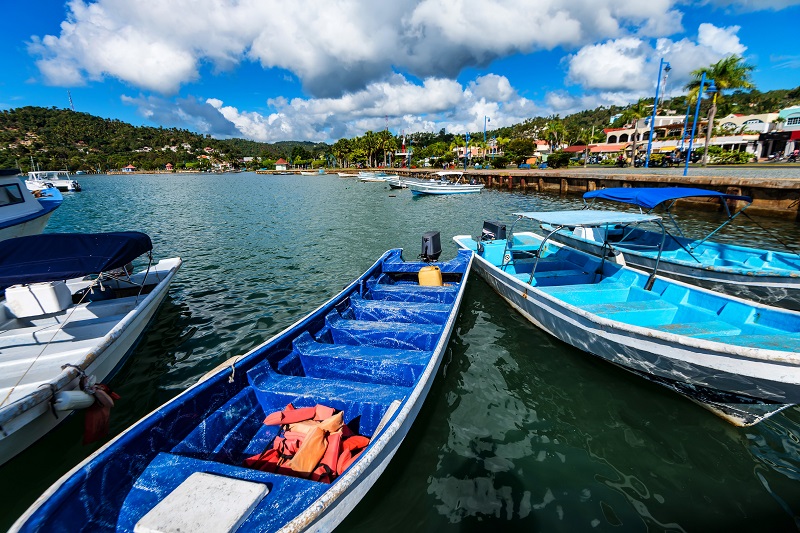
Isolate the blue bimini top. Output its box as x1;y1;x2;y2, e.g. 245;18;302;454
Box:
0;231;152;289
583;187;752;210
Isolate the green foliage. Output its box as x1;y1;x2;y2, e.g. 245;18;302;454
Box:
547;151;572;169
490;156;509;169
706;146;752;164
0;106;328;172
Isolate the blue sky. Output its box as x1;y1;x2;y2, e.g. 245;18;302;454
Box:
1;0;799;143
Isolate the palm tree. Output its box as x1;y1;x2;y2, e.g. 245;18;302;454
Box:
685;55;755;165
619;99;649;164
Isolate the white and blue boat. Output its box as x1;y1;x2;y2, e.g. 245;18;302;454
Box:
26;170;81;193
0;174;62;242
12;243;472;532
407;171;484;195
455;211;800;426
551;187;800;309
0;232;181;466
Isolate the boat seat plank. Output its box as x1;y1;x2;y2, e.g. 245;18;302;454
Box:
653;320;742;338
247;366;409;436
171;388;264;464
293;332;429;387
348;295;451;324
118;452;325;533
703;333;800;353
326;313;442;351
538;282;629;306
579;299;678;326
368;283;458;304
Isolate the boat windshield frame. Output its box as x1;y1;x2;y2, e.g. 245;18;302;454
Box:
582;187;752;250
509;210;666;290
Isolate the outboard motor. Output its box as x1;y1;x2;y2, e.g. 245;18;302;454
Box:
420;231;442;262
481;220;506;241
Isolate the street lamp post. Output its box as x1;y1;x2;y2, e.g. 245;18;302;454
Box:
683;73;715;176
464;133;470;171
678;103;691;152
645;58;671;169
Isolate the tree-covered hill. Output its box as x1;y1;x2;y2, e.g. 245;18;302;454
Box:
2;82;798;172
0;106;329;172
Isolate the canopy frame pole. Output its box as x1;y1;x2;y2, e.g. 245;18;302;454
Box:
689;203;749;251
501;216;524;271
645;219;667;291
527;225;564;285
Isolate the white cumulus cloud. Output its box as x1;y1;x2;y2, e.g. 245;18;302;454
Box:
31;0;689;96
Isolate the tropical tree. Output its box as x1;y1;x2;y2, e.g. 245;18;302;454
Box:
542;117;567;152
685;55;755;165
619;99;650;163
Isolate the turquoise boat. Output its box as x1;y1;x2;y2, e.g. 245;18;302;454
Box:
549;187;800;310
455;211;800;426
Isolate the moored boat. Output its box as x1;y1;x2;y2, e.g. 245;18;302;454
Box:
407;171;484;195
0;175;63;242
12;240;472;532
455;211;800;426
0;232;182;466
555;187;800;309
26;170;81;192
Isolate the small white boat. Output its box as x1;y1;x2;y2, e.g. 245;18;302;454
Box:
358;172;387;182
27;170;81;192
455;211;800;426
0;174;63;242
337;173;359;178
384;175;407;189
407;171;484;195
0;232;181;465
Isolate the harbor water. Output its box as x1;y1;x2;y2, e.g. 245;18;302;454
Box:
2;173;800;531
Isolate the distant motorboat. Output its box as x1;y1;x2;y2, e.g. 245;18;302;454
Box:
27;170;81;192
0;175;63;242
407;171;484;195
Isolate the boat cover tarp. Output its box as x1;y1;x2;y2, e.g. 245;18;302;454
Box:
0;232;152;288
514;210;661;228
584;187;752;210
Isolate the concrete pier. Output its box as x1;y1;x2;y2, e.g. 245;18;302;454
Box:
392;166;800;219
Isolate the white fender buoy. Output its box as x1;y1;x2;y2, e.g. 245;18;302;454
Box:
53;390;96;411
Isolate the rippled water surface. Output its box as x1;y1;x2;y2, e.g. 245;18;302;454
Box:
2;173;800;531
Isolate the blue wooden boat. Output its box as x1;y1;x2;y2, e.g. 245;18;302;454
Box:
455;212;800;426
550;187;800;310
12;245;472;532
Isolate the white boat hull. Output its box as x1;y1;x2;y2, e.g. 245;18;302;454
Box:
0;258;181;465
0;211;54;242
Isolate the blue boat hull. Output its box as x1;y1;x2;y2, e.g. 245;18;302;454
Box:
13;248;472;532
